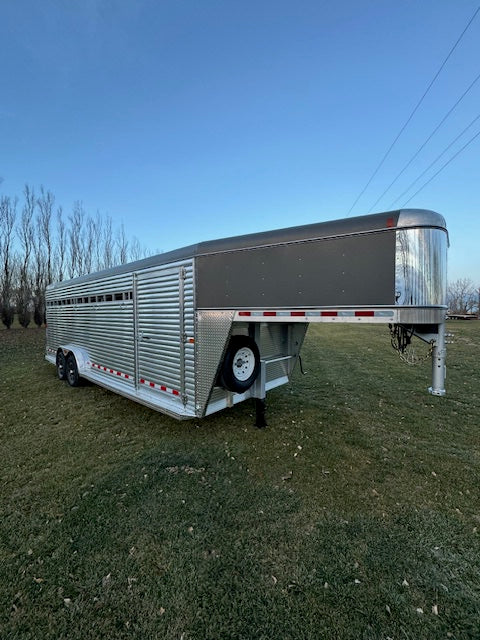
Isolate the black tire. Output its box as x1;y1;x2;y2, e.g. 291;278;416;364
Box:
66;353;81;387
219;335;260;393
56;350;67;380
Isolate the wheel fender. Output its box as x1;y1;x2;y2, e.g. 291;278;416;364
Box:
59;344;90;373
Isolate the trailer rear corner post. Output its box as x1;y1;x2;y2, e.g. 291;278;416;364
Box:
429;322;447;397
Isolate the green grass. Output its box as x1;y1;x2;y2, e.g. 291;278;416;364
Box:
1;322;479;639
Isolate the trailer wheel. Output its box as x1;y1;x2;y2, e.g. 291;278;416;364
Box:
219;335;260;393
56;350;67;381
66;353;81;387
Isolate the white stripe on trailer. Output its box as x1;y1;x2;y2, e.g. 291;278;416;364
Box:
139;377;181;397
234;309;396;322
90;362;131;380
90;364;181;397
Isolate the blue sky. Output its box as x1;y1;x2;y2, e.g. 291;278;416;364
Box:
1;0;479;282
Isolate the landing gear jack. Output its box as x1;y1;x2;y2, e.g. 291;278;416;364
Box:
254;398;267;429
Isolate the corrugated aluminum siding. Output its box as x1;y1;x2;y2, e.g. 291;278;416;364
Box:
46;261;196;418
46;273;135;384
135;261;195;414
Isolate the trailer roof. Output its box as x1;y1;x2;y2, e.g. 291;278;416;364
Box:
47;208;446;291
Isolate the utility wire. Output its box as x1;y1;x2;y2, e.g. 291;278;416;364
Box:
401;127;480;206
347;4;480;216
369;70;480;211
388;111;480;207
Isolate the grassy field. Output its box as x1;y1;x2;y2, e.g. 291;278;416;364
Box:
1;322;479;639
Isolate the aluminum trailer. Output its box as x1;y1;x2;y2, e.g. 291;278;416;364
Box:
45;209;448;424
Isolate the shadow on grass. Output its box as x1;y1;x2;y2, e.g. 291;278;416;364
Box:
3;444;479;640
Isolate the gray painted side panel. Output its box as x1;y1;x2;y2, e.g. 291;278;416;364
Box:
196;232;396;308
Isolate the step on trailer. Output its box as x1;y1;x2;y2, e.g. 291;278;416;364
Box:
45;209;448;425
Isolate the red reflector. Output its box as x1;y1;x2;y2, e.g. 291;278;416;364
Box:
238;311;251;316
140;379;145;384
355;311;375;317
263;311;276;316
291;311;305;317
321;311;338;316
173;390;179;396
386;217;395;228
161;386;167;392
149;382;155;388
116;371;121;376
125;375;129;379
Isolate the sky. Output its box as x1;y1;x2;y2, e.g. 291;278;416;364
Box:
1;0;479;283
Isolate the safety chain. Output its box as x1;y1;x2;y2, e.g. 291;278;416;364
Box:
389;324;434;366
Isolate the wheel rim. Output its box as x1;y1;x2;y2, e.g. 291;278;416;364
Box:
57;353;66;379
67;360;76;384
232;347;256;381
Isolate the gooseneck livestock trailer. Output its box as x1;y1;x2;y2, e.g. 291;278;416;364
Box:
45;209;448;424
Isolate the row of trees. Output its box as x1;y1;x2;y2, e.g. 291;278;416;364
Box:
0;184;151;329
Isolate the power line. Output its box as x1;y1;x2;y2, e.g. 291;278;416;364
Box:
369;69;480;211
388;111;480;207
401;127;480;206
347;4;480;216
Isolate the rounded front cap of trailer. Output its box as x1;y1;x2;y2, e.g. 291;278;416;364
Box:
394;209;448;307
397;209;447;231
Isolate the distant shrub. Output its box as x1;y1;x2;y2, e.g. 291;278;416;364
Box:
1;304;15;329
34;306;44;328
18;307;32;328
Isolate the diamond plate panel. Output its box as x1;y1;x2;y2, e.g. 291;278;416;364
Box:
195;310;235;416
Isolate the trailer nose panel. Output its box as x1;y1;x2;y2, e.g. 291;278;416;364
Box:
395;227;447;307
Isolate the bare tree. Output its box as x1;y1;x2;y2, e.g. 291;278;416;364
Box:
447;278;477;315
16;185;36;327
68;201;85;278
115;223;129;265
0;195;18;328
56;206;66;282
129;236;143;262
91;212;103;272
32;214;47;327
102;214;114;270
83;215;97;274
37;186;54;285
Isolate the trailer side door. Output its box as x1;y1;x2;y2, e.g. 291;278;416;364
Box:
134;261;195;417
